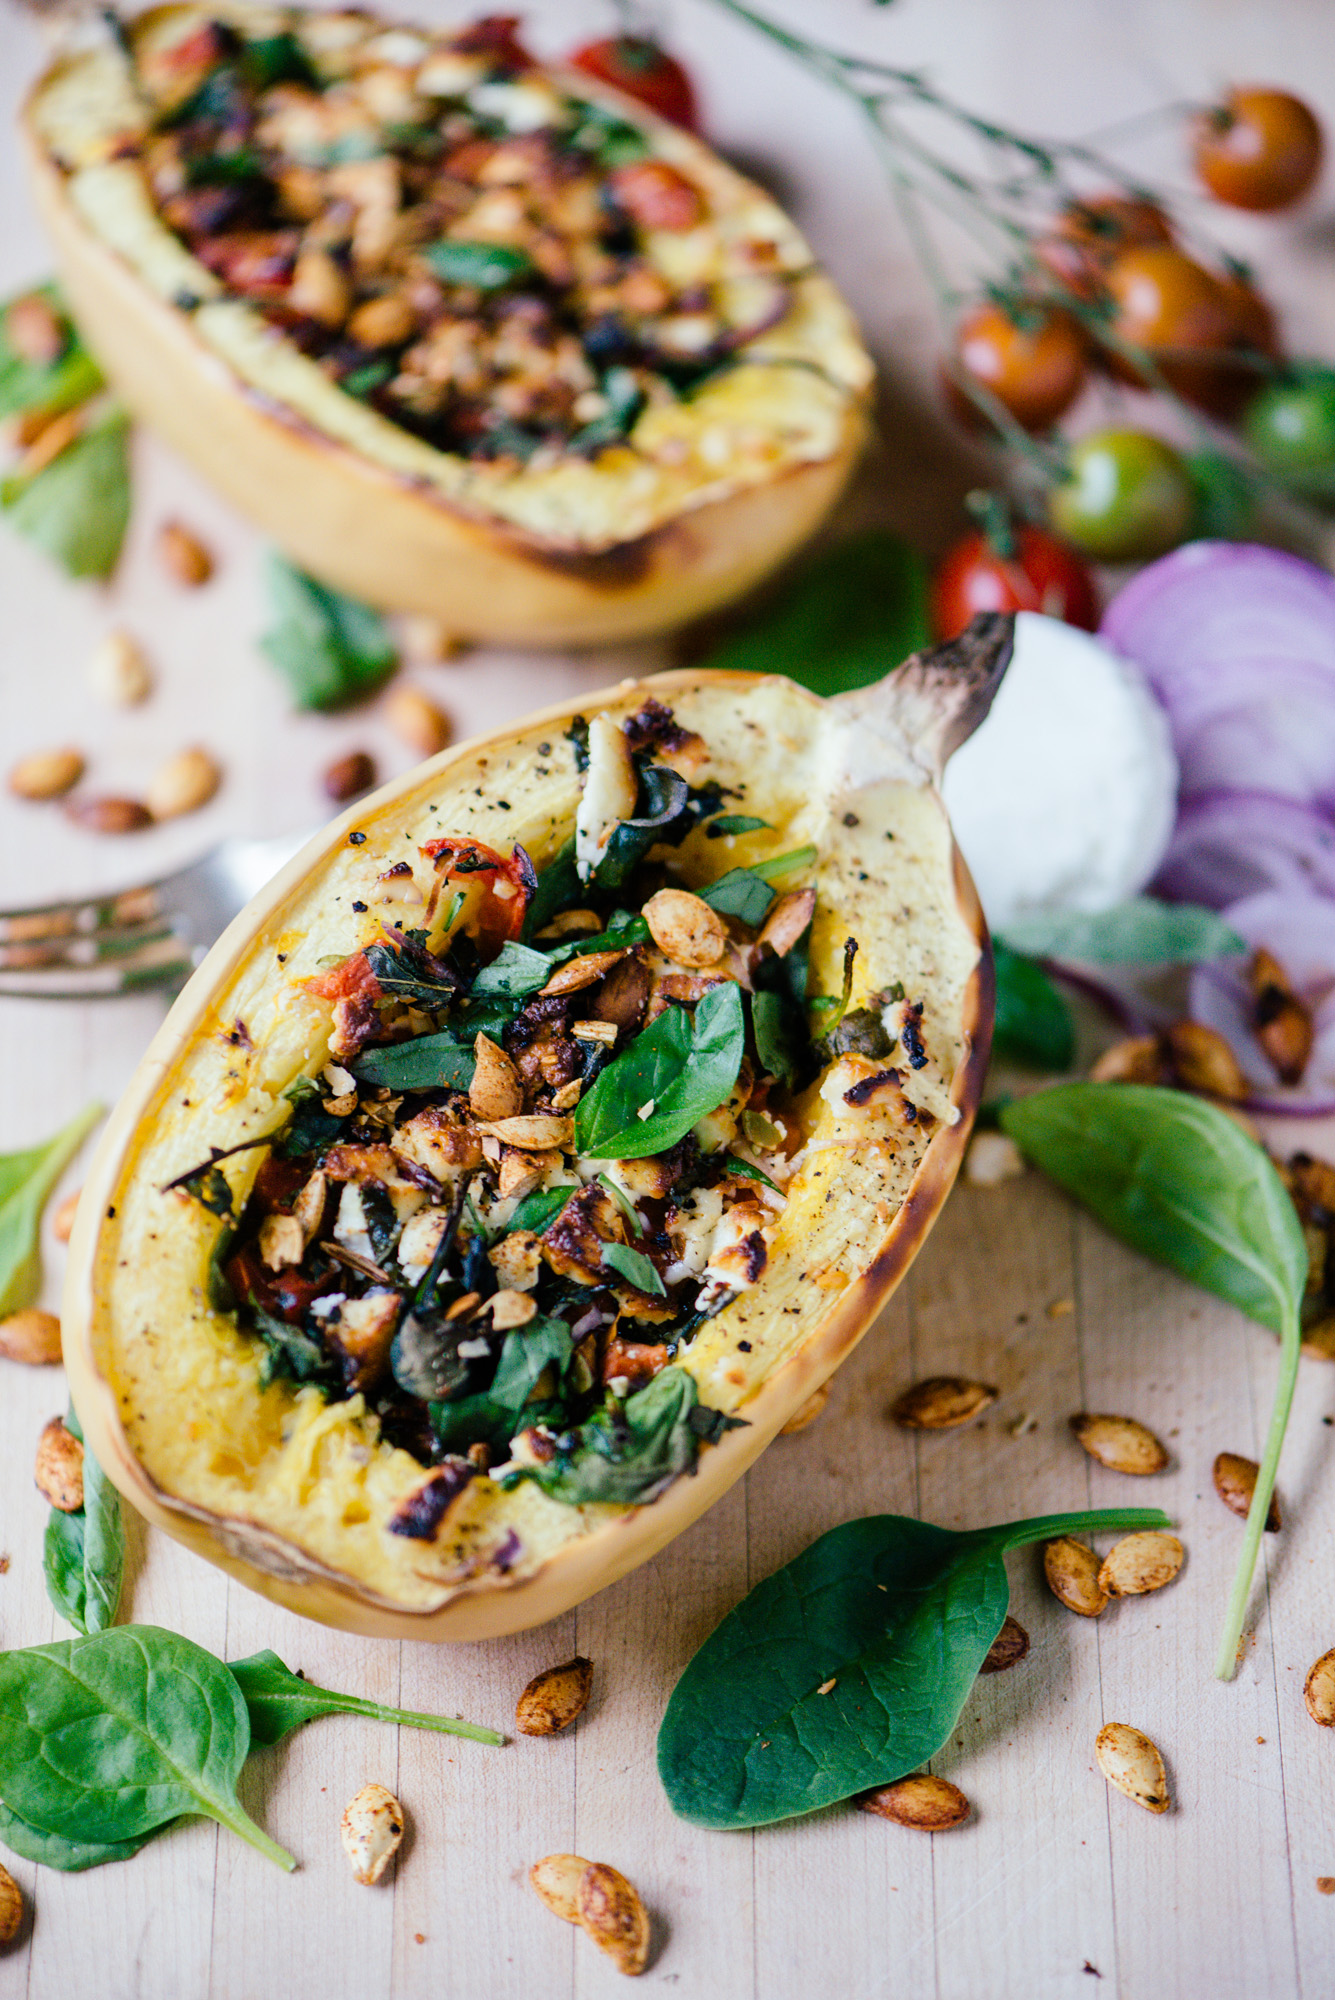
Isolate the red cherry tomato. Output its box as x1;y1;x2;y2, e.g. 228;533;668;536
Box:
567;34;698;129
931;525;1099;642
420;836;537;952
944;302;1087;434
1193;88;1323;212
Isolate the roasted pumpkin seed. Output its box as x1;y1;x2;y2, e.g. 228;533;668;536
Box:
530;1852;587;1924
0;1860;22;1946
340;1782;404;1884
1213;1451;1281;1530
1069;1412;1168;1476
858;1774;970;1829
1095;1722;1169;1813
34;1415;84;1511
516;1656;594;1736
1304;1648;1335;1727
9;747;84;800
1044;1536;1108;1617
891;1376;997;1430
979;1614;1030;1673
0;1309;63;1365
1098;1531;1184;1597
577;1861;651;1976
780;1381;831;1435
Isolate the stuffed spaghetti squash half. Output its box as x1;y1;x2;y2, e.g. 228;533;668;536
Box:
24;3;872;643
64;620;1010;1641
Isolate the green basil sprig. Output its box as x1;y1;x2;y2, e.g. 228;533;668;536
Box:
228;1651;507;1748
260;554;397;710
602;1241;666;1296
998;897;1246;966
1001;1083;1307;1681
0;1102;102;1316
658;1504;1169;1828
0;1628;297;1872
43;1408;124;1637
575;982;745;1159
352;1029;475;1093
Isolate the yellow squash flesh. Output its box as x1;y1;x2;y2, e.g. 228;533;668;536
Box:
22;4;872;644
63;657;998;1640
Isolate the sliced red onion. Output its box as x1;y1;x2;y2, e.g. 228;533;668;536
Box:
1172;664;1335;805
1154;791;1335;908
1188;889;1335;1111
1102;543;1335;684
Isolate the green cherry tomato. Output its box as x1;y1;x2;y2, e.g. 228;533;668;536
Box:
1049;428;1195;561
1244;370;1335;499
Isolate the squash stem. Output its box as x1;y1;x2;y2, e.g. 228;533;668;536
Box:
1214;1301;1301;1682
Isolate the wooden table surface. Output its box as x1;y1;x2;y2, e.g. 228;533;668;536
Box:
3;4;1335;1996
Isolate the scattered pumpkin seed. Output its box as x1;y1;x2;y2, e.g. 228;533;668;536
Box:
1304;1648;1335;1728
0;1860;22;1946
1095;1722;1169;1813
858;1774;970;1830
577;1861;650;1976
1044;1536;1108;1617
891;1376;997;1430
8;747;84;800
1098;1531;1184;1597
979;1614;1030;1673
1069;1411;1168;1476
339;1782;404;1885
516;1656;594;1736
780;1381;831;1435
0;1309;63;1365
34;1415;84;1511
1213;1451;1281;1530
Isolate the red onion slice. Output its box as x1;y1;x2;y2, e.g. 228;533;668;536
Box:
1154;791;1335;908
1188;889;1335;1111
1172;667;1335;805
1102;542;1335;682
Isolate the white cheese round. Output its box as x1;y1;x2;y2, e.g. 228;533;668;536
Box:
941;611;1178;928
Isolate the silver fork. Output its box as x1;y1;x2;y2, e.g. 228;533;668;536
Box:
0;829;314;1000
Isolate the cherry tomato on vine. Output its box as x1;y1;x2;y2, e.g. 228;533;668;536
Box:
931;522;1098;641
1036;193;1175;299
568;35;698;128
1049;429;1195;562
1192;88;1323;212
1101;244;1259;416
1244;369;1335;499
944;302;1087;433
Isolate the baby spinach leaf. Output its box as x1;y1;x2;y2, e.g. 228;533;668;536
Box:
509;1186;575;1234
423;240;533;288
602;1241;666;1297
751;989;806;1090
363;930;460;1007
659;1504;1168;1828
250;1304;338;1390
524;836;580;939
431;1314;573;1447
992;943;1074;1071
703;529;930;698
1000;1083;1307;1681
0;285;102;421
2;415;130;579
0;1798;148;1873
276;1075;347;1156
998;898;1246;966
260;554;397;710
701;868;775;927
227;1651;505;1748
43;1407;124;1637
470;940;551;996
575;982;746;1159
514;1366;710;1506
352;1030;475;1093
0;1627;295;1870
592;766;690;891
0;1101;102;1316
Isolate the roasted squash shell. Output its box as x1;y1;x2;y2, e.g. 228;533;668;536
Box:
62;622;1010;1641
23;4;873;644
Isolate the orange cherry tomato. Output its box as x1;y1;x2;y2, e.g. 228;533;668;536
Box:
930;524;1098;641
944;302;1087;433
1193;88;1323;211
1101;244;1248;414
568;34;698;129
1036;194;1175;299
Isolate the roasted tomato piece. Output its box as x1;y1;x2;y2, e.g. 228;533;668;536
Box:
225;1242;329;1324
195;230;300;300
449;15;533;68
250;1155;306;1215
608;161;705;232
421;837;537;952
568;35;698;129
304;949;381;1003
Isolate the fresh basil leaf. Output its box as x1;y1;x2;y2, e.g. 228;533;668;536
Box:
750;989;807;1090
276;1075;346;1157
2;415;130;579
0;285;102;421
0;1628;295;1870
597;1173;643;1238
241;30;317;88
703;529;930;698
341;361;393;400
592;766;690;892
0;1798;148;1873
515;1366;707;1506
718;1156;781;1192
250;1304;336;1390
259;554;397;711
432;1313;573;1446
1001;1082;1307;1681
227;1650;504;1748
659;1504;1169;1829
602;1241;666;1296
568;366;645;456
423;240;533;288
43;1408;124;1637
470;940;551;996
508;1186;574;1234
992;943;1074;1071
363;932;460;1008
351;1030;475;1092
0;1102;101;1316
998;898;1247;966
707;815;771;838
575;982;746;1159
